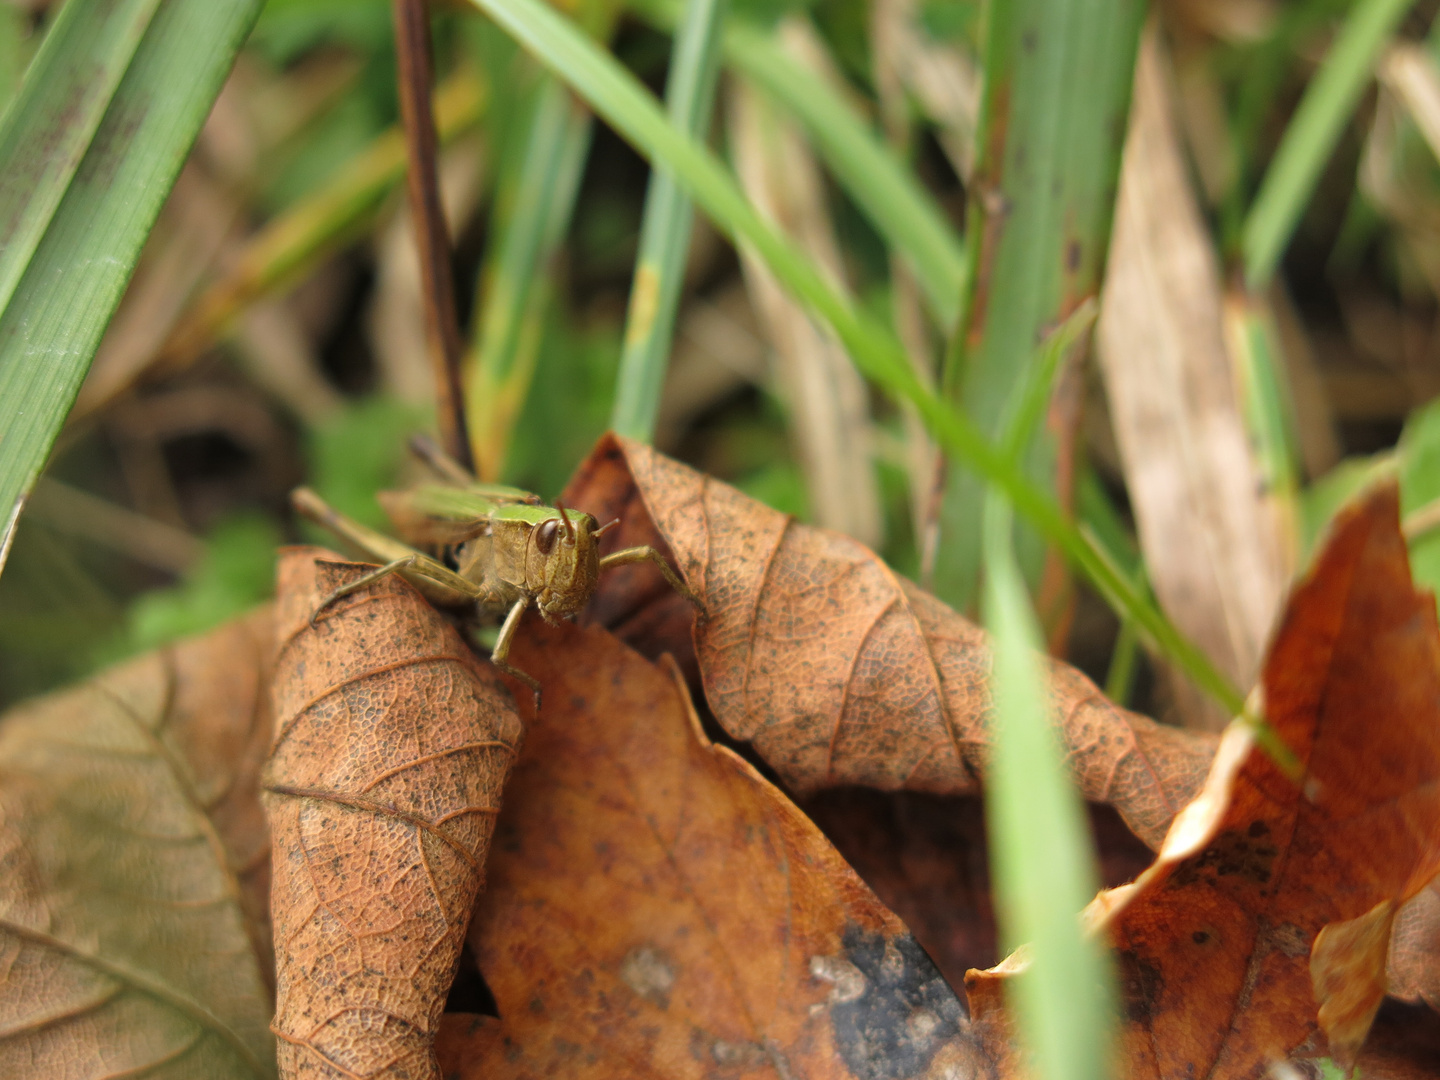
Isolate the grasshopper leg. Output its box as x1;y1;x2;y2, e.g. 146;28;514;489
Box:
311;555;417;625
490;597;542;709
599;546;704;613
293;486;480;610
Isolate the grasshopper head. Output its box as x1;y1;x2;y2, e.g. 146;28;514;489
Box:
531;504;601;621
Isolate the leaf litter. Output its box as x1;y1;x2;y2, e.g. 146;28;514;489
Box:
968;483;1440;1078
437;619;990;1079
0;444;1438;1078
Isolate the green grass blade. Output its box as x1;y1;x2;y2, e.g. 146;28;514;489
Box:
1243;0;1415;289
0;0;163;320
982;487;1115;1080
0;0;265;574
999;299;1097;462
722;19;964;327
464;0;1245;716
1227;293;1301;550
0;4;31;114
630;0;965;328
931;0;1144;615
466;74;592;478
611;0;728;442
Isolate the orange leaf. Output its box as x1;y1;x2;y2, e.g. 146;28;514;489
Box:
970;483;1440;1078
264;549;523;1080
436;620;994;1078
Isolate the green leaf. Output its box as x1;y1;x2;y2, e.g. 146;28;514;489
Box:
0;0;266;575
982;489;1114;1080
463;0;1244;716
1243;0;1415;289
611;0;728;442
0;0;161;320
931;0;1145;615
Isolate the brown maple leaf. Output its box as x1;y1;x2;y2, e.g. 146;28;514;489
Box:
436;619;995;1079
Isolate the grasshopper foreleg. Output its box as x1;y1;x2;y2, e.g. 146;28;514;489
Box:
490;597;542;709
599;546;704;613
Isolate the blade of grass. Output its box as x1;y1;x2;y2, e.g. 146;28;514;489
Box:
1243;0;1415;290
982;487;1115;1080
1222;290;1301;560
611;0;727;442
931;0;1145;616
464;0;1244;716
987;317;1114;1077
0;0;266;576
999;299;1097;462
629;0;964;328
393;0;472;469
0;0;163;320
466;74;592;478
0;4;30;114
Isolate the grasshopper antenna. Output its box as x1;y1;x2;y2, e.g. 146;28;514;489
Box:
593;518;620;539
555;501;576;544
408;433;474;485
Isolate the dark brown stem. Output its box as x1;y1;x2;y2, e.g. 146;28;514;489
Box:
392;0;473;471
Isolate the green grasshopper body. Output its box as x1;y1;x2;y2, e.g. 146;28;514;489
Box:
292;444;699;703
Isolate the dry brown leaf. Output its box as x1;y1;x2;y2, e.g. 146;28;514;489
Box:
1390;876;1440;1012
969;483;1440;1078
1097;27;1290;730
0;608;277;1077
264;548;522;1080
564;433;1216;849
435;619;991;1079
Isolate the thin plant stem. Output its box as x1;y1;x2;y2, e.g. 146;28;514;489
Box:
393;0;473;470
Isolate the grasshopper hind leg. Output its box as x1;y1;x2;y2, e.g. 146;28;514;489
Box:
311;555;417;625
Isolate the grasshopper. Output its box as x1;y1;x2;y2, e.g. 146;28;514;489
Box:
291;437;701;703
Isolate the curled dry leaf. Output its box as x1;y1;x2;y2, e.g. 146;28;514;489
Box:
969;483;1440;1078
1389;876;1440;1012
0;609;277;1078
436;620;992;1079
564;433;1216;849
1097;29;1290;730
264;548;522;1080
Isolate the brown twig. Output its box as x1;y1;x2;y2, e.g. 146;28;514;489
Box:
392;0;473;471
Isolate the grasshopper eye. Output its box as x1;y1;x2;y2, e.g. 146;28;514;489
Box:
535;518;560;555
